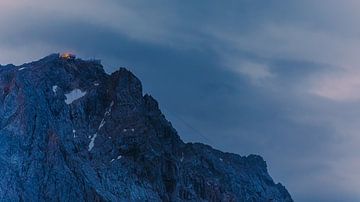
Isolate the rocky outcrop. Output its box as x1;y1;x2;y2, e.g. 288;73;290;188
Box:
0;54;292;201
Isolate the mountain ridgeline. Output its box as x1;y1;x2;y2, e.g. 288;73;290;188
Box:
0;54;292;201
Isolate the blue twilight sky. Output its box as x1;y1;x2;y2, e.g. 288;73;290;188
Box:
1;1;360;201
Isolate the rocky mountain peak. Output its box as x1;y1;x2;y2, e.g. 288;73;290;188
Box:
0;54;292;201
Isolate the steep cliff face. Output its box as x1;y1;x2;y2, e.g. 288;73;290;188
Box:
0;54;292;202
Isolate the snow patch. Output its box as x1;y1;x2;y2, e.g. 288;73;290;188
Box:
94;82;99;86
131;128;135;132
18;67;26;71
73;129;76;138
88;101;114;151
219;158;223;162
104;101;114;116
110;155;122;163
98;119;106;130
52;85;58;93
65;89;86;104
123;129;127;132
88;133;97;151
180;153;184;162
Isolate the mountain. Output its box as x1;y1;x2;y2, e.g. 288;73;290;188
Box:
0;54;292;202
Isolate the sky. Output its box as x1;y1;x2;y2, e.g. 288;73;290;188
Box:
1;0;360;201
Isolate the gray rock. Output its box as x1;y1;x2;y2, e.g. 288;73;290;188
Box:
0;54;293;202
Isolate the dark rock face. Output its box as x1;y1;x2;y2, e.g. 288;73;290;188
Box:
0;54;292;202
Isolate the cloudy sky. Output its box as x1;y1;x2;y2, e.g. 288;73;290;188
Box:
1;0;360;201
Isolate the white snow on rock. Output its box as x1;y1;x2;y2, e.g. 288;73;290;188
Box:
18;67;26;71
88;101;115;151
88;133;97;151
110;155;122;163
123;129;127;132
131;128;135;132
73;129;76;138
65;89;86;104
219;158;223;162
94;82;99;86
52;85;58;93
98;119;106;130
104;101;114;116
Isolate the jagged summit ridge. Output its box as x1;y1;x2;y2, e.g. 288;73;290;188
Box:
0;54;292;201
